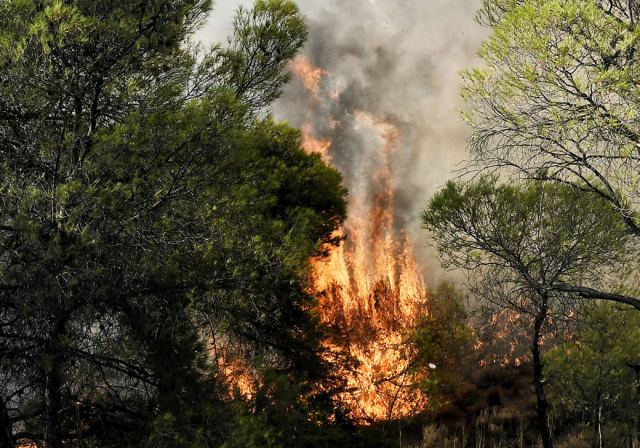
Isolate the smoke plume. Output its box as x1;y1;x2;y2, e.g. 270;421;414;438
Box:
277;0;485;282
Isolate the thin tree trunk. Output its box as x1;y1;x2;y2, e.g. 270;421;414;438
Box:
636;372;640;448
45;369;63;448
532;297;553;448
0;396;13;448
598;403;603;448
593;389;603;448
629;362;640;447
45;314;67;448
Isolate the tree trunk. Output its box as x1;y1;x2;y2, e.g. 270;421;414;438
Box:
627;362;640;447
636;371;640;448
45;315;67;448
532;298;553;448
597;403;603;448
593;390;603;448
0;396;13;448
45;369;64;448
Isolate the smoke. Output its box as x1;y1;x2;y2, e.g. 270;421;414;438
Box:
197;0;486;284
276;0;486;284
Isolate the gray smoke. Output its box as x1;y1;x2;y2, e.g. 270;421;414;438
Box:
198;0;486;285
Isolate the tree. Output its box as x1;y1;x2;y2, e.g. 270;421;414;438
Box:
0;1;346;447
422;177;630;447
409;282;474;412
462;0;640;307
546;303;640;446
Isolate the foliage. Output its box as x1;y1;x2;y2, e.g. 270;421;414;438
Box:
423;177;629;309
0;1;347;447
422;0;640;444
546;303;640;444
463;0;640;252
423;176;632;446
220;370;359;448
410;282;474;411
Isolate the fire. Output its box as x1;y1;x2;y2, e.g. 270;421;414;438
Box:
292;56;430;422
301;124;332;162
289;55;328;97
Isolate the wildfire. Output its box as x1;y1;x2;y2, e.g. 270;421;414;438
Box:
292;56;430;422
301;124;332;162
289;55;328;97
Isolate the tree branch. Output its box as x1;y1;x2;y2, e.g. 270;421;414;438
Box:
553;282;640;310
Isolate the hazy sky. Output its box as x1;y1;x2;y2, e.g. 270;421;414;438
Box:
194;0;252;45
196;0;486;282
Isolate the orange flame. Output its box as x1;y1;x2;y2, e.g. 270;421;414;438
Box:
301;124;332;163
294;56;430;422
289;56;328;98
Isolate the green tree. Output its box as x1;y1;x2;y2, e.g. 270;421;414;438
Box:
462;0;640;306
423;177;629;447
546;304;640;446
425;0;640;444
0;1;346;447
409;282;474;412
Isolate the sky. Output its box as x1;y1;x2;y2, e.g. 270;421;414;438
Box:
196;0;486;283
195;0;253;45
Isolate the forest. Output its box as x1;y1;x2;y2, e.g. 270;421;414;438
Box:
0;0;640;447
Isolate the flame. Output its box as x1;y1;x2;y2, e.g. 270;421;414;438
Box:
289;56;328;98
208;333;258;400
293;56;430;421
301;124;332;162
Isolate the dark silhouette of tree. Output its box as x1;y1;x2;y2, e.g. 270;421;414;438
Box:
0;1;346;447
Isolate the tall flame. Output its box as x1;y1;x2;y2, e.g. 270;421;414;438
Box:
292;56;430;422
